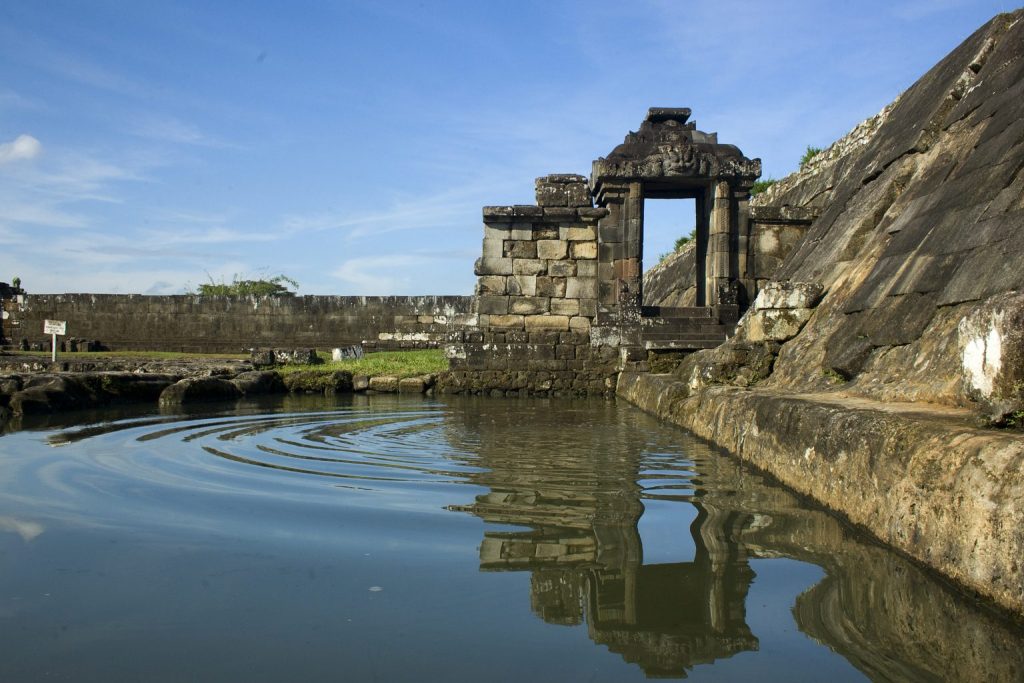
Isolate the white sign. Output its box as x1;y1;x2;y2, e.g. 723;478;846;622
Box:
44;319;67;336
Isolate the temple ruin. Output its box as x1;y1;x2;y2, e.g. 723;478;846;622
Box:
445;108;811;395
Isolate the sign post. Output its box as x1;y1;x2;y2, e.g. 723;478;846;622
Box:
43;319;67;363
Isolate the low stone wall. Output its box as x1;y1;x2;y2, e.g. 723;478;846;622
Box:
10;294;474;353
617;371;1024;618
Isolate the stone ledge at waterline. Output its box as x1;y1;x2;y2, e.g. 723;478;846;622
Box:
0;369;439;416
617;372;1024;617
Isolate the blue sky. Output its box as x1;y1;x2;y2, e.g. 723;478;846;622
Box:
0;0;1015;295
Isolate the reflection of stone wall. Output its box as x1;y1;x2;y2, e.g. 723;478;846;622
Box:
13;294;474;353
441;396;1024;680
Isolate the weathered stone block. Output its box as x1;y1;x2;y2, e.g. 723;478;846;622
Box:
613;258;639;279
513;259;546;276
537;240;568;260
569;316;592;332
510;274;537;296
368;376;399;392
509;297;549;315
475;257;513;276
535;174;591;208
525;315;570;331
536;277;567;298
548;261;576;277
555;344;576;360
560;226;596;241
550;298;580;316
488;314;525;328
534;227;559;240
477;296;509;314
476;275;507;296
753;280;825;310
745;308;813;342
509;224;534;241
504;240;537;259
543;207;578;221
577;260;597;278
571;241;598;260
565;277;597;300
481;235;504;257
398;377;426;394
578;298;598;318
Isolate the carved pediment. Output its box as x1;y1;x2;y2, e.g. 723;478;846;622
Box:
592;108;761;184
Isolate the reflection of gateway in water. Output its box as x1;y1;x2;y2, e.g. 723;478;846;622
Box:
452;477;758;678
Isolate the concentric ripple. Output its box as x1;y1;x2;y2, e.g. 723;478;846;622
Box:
0;400;493;537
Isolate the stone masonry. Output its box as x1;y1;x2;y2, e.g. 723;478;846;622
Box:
441;175;620;396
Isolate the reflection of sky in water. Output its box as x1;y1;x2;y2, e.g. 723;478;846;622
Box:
0;394;1020;682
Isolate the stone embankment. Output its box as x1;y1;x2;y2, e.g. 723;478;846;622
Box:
0;353;438;423
622;10;1024;617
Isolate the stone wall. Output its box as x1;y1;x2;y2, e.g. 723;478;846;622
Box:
10;294;474;353
440;175;620;396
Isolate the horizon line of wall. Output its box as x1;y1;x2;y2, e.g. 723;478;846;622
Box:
4;293;475;354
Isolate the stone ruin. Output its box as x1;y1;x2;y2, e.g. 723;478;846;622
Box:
443;108;784;396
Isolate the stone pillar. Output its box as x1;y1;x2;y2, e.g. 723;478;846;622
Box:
707;180;732;306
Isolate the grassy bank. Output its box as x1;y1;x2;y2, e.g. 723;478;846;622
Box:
276;349;447;379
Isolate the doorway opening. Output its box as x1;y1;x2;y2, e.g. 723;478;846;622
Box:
642;197;697;306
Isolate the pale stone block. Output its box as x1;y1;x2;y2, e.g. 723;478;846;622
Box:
398;377;426;394
570;241;597;259
481;235;504;257
565;277;597;299
524;315;570;331
513;259;546;276
550;298;580;316
476;275;507;296
368;376;399;392
510;296;549;315
569;316;592;332
509;223;533;240
489;314;525;328
511;274;537;296
744;308;813;342
753;281;825;310
560;226;596;241
476;257;513;275
537;239;568;260
576;260;597;277
417;315;434;324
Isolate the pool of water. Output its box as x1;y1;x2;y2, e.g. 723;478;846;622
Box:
0;394;1021;681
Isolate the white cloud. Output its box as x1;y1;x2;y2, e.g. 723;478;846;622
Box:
0;134;41;164
331;253;468;295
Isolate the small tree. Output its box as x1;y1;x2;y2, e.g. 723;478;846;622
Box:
800;145;823;169
194;274;299;296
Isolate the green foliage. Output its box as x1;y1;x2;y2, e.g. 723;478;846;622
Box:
194;273;299;297
276;349;447;379
750;178;778;196
822;368;848;384
658;229;696;263
800;145;824;168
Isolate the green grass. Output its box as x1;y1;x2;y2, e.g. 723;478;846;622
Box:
276;349;447;379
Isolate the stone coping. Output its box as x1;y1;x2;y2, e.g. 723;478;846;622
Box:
482;205;608;223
